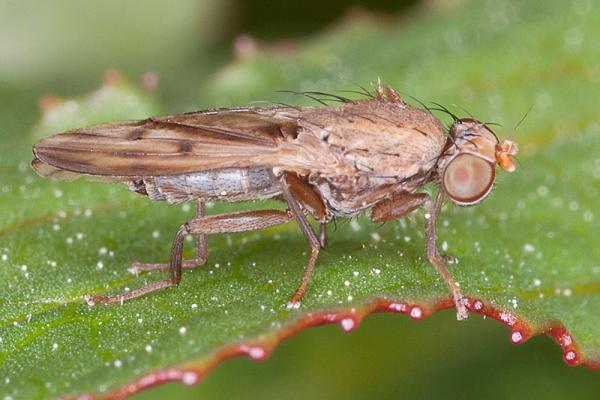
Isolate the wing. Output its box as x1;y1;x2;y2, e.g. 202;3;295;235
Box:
32;97;448;184
32;107;303;179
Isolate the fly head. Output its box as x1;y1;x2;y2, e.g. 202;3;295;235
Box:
438;118;518;206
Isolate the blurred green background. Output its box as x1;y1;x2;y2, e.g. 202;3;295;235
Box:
1;0;600;399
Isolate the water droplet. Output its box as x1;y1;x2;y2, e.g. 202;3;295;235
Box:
52;343;58;351
560;334;573;346
473;300;484;311
500;312;517;326
511;331;523;343
537;185;549;196
145;345;152;353
181;371;200;386
533;278;541;286
536;91;553;109
179;326;187;335
248;346;265;360
511;298;519;308
114;360;122;368
152;230;160;239
388;302;406;312
565;351;577;362
409;307;423;320
340;317;355;332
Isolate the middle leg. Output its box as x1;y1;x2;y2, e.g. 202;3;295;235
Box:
280;174;322;307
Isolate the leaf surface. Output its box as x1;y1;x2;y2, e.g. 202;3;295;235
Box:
1;1;600;398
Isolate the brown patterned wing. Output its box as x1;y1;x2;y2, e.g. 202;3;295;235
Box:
32;107;301;179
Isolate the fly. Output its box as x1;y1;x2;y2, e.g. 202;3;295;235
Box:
31;82;518;320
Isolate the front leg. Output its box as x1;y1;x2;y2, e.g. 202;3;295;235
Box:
371;192;468;320
371;192;430;223
425;192;468;320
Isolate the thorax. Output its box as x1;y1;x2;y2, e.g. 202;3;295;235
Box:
309;172;429;218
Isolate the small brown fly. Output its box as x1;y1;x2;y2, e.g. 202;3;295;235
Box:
31;82;518;320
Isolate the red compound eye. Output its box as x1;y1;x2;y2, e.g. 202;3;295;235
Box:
443;154;495;205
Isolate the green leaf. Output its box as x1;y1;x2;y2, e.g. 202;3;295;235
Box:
2;1;600;399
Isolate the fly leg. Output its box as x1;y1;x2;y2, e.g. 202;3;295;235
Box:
370;192;430;223
371;191;468;320
283;173;328;249
129;201;208;273
426;192;468;320
319;223;328;248
280;174;322;307
85;209;294;305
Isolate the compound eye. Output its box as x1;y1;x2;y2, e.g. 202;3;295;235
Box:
443;154;495;205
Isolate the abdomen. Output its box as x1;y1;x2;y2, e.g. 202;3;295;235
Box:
128;168;281;204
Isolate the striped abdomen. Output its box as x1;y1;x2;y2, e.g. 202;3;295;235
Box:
128;168;281;204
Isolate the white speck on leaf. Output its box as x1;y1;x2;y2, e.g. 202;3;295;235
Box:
523;243;535;253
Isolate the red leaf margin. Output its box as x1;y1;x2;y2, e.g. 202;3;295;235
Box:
65;296;599;400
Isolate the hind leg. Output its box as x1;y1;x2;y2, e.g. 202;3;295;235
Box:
85;208;293;305
128;201;208;274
